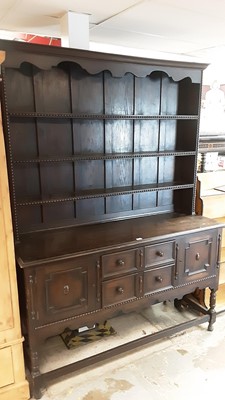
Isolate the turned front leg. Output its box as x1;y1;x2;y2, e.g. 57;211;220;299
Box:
25;348;45;399
208;288;216;331
24;335;46;399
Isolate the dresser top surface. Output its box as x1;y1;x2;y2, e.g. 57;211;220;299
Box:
16;214;224;266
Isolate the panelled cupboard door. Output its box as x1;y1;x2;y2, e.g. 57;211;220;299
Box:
177;230;218;285
27;255;101;326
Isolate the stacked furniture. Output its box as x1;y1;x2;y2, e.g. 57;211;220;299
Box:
196;168;225;309
0;50;29;400
0;39;223;398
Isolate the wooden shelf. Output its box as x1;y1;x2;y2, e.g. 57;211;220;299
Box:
8;112;199;120
13;151;196;164
16;182;194;207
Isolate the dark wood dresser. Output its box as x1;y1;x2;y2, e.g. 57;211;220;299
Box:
0;39;223;398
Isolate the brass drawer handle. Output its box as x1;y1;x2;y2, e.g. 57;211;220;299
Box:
117;259;125;266
156;250;164;257
63;285;70;295
195;252;200;261
117;287;124;294
155;276;163;283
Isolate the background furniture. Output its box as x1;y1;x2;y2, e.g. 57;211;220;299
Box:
196;172;225;307
0;39;223;398
0;51;29;400
196;139;225;309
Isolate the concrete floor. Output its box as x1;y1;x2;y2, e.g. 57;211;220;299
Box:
30;301;225;400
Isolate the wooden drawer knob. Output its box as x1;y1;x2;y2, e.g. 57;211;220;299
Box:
117;287;124;294
156;250;164;257
63;285;70;295
195;252;200;261
155;276;163;283
117;259;125;266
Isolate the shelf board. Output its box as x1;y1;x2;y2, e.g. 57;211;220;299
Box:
13;151;196;164
8;112;199;120
16;182;194;206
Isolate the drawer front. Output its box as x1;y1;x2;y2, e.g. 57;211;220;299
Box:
144;265;174;295
0;347;14;388
102;274;138;307
145;241;175;267
102;248;142;278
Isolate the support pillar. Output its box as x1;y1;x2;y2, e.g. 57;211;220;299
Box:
60;11;89;49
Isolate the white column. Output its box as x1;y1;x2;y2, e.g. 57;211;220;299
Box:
60;11;89;49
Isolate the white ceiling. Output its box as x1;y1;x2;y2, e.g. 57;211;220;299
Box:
1;0;225;67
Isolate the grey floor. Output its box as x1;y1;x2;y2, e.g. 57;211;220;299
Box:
30;302;225;400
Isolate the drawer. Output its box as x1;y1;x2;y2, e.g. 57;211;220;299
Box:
145;241;175;267
102;274;138;307
102;248;142;278
0;347;14;388
144;265;174;295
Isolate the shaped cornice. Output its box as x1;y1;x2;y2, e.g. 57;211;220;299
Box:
0;39;207;83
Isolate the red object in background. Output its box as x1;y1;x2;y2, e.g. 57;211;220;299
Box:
17;33;61;46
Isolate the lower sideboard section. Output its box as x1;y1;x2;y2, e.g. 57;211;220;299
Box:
16;219;223;399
